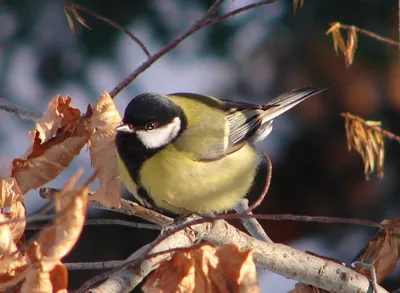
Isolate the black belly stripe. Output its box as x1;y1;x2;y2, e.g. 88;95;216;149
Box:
137;186;178;216
137;186;155;208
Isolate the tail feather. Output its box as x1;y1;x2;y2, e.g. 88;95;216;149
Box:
261;87;326;123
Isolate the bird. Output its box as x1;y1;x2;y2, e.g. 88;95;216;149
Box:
115;87;325;215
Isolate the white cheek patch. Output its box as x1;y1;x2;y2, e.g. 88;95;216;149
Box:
136;117;181;149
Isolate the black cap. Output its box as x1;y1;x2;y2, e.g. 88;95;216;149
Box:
123;93;183;128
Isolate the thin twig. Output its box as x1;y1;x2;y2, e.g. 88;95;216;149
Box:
64;3;151;58
0;98;42;121
339;24;400;47
65;260;126;270
341;113;400;144
348;262;379;293
228;213;382;228
109;0;279;98
201;0;279;27
40;187;173;227
27;218;160;230
84;219;160;230
89;198;173;227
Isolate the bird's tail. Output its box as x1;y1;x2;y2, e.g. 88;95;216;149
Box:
261;87;326;122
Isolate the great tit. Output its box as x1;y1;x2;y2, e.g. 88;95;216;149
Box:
115;88;324;215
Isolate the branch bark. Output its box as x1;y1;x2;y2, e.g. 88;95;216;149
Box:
81;219;389;293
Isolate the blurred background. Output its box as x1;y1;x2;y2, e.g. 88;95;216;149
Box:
1;0;399;291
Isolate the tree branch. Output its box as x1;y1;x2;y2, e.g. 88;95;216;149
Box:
64;3;151;58
0;97;42;122
27;218;159;231
39;187;173;227
79;219;389;293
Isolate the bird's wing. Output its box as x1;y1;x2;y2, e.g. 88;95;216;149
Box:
223;87;326;147
224;106;265;148
169;88;325;161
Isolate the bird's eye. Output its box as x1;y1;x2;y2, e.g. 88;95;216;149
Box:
145;121;157;130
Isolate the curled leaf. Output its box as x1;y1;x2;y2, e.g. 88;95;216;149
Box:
35;96;81;144
64;3;91;34
355;219;400;283
292;0;304;14
0;213;18;261
20;261;68;293
87;92;123;208
36;170;95;263
17;171;95;293
0;213;28;288
0;178;26;242
342;113;385;179
143;243;259;293
0;177;22;207
326;22;346;56
64;6;76;34
344;26;358;67
10;95;91;194
288;283;324;293
326;23;359;67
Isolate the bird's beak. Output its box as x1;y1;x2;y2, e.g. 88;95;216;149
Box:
115;123;134;133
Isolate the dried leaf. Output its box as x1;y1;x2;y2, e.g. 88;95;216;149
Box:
20;261;68;293
4;200;26;243
143;243;259;293
326;22;346;56
64;6;76;34
288;283;324;293
35;96;81;144
35;170;94;263
88;92;123;208
21;269;53;293
0;178;26;242
70;6;91;30
0;213;28;288
0;177;22;207
10;96;91;194
64;4;91;33
292;0;304;14
354;219;400;283
342;113;385;179
16;171;95;293
345;26;358;68
327;23;359;67
0;213;18;261
49;262;68;293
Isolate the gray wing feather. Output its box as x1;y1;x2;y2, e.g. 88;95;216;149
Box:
226;87;326;147
226;109;263;146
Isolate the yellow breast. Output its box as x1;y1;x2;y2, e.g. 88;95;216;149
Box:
139;143;259;214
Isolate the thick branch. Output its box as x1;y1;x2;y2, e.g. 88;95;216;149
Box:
81;220;388;293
